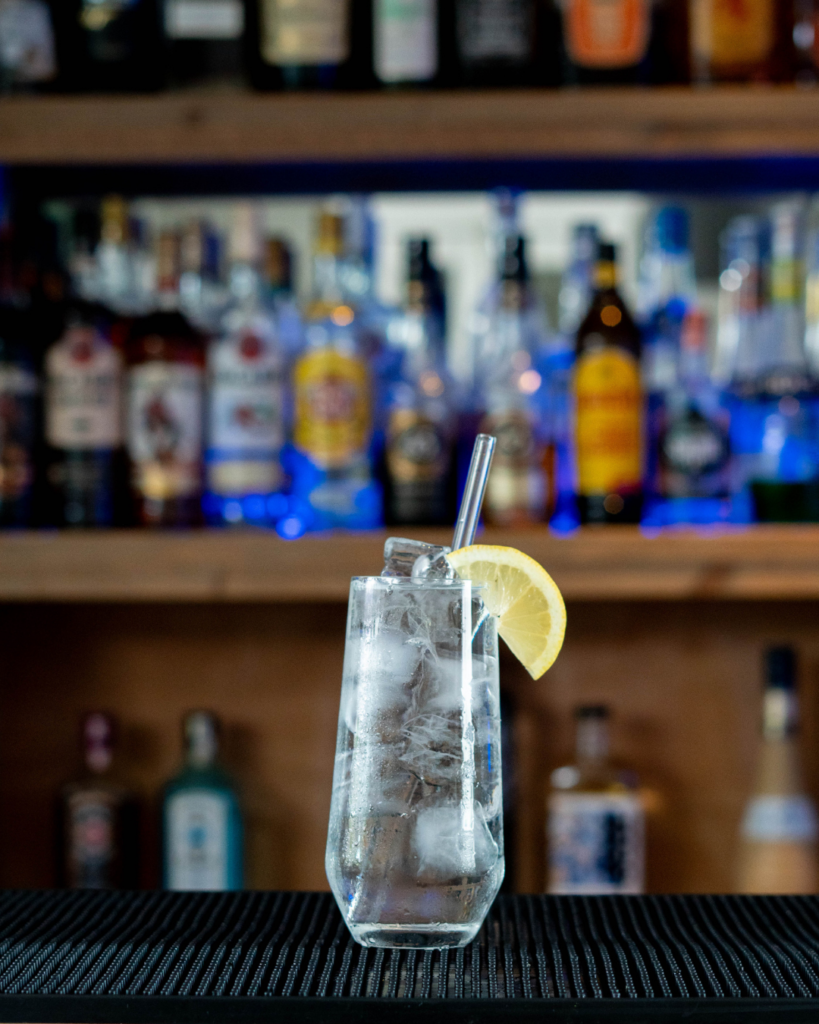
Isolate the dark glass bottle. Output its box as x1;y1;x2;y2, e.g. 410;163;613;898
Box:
0;307;39;528
163;0;246;85
574;241;644;525
125;311;206;527
56;0;165;92
57;712;140;889
44;303;127;527
447;0;560;85
245;0;373;88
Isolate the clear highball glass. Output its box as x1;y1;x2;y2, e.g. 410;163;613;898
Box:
326;576;504;949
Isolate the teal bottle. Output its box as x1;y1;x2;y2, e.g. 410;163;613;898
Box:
162;711;243;891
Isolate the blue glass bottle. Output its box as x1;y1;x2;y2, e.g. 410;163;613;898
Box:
162;711;243;892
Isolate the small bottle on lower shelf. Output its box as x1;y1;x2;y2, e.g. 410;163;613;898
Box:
737;647;818;894
58;712;140;889
548;705;645;894
162;711;243;892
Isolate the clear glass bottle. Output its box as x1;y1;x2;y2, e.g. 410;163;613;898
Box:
548;705;645;895
737;647;818;894
162;710;243;892
262;236;302;360
384;237;456;527
58;712;140;890
205;204;286;528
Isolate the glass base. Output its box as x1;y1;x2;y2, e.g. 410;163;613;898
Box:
349;922;480;949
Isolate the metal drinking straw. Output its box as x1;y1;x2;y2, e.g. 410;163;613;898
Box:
451;434;496;552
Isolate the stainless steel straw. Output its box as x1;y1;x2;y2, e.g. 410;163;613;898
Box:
451;434;496;551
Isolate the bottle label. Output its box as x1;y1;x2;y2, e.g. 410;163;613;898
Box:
166;790;229;891
165;0;244;38
480;409;546;521
742;795;819;842
68;791;115;889
0;364;38;501
207;332;284;496
387;409;450;522
457;0;530;62
127;362;203;500
691;0;774;68
574;347;643;496
549;792;645;894
46;328;122;451
0;0;56;82
294;348;370;469
565;0;649;68
375;0;437;81
261;0;350;65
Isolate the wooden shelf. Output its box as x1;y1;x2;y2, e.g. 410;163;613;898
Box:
3;525;819;602
4;86;819;164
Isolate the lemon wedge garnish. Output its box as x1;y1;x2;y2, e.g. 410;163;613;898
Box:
446;544;566;680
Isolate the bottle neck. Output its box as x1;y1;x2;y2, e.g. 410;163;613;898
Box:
576;716;609;766
763;686;798;742
594;260;617;291
186;732;217;769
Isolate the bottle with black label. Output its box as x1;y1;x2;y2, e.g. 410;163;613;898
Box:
58;712;140;889
0;306;39;527
548;705;645;894
384;238;456;526
245;0;372;88
162;711;243;892
448;0;560;85
163;0;246;85
56;0;165;91
44;303;126;528
574;241;644;525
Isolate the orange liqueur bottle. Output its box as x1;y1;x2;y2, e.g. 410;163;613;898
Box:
690;0;783;81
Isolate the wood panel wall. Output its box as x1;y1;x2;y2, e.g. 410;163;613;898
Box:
0;600;817;894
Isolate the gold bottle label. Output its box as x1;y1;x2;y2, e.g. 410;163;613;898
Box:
565;0;650;68
294;349;369;469
691;0;774;70
261;0;350;64
574;347;642;496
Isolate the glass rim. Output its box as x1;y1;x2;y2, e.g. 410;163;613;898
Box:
350;575;484;590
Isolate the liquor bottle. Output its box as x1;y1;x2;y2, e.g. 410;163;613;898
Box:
163;0;246;85
162;710;243;892
263;236;303;359
689;0;782;81
560;0;653;84
548;705;645;895
289;211;381;532
472;234;550;527
58;712;140;889
179;220;225;333
125;293;206;527
0;306;39;527
559;224;599;341
44;302;126;527
205;205;286;527
574;241;644;525
0;0;57;92
737;647;818;894
245;0;372;89
794;0;819;82
373;0;438;84
447;0;560;85
56;0;165;91
384;238;456;526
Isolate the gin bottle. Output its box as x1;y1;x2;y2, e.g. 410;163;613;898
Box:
163;710;243;892
58;712;140;889
548;705;645;895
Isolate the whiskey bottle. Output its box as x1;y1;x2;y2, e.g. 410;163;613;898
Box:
163;0;246;85
58;712;140;889
574;241;644;525
548;705;645;894
449;0;559;86
162;711;243;892
689;0;782;81
737;647;818;894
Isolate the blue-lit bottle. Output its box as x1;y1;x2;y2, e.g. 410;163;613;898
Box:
162;711;243;892
205;205;286;527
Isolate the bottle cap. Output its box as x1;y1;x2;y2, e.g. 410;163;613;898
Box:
82;712;115;774
656;206;689;254
597;241;617;263
766;646;796;690
575;704;609;719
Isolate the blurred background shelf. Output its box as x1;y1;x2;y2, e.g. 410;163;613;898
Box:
5;525;819;602
5;87;819;165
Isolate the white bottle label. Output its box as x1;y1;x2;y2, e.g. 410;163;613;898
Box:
166;790;229;891
261;0;350;65
549;792;645;894
375;0;437;82
127;362;203;500
742;795;819;842
165;0;244;38
0;0;56;83
46;328;122;450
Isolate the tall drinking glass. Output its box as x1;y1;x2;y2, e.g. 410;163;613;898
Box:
326;575;504;949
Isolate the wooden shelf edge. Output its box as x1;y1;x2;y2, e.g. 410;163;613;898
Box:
3;86;819;164
2;525;819;602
